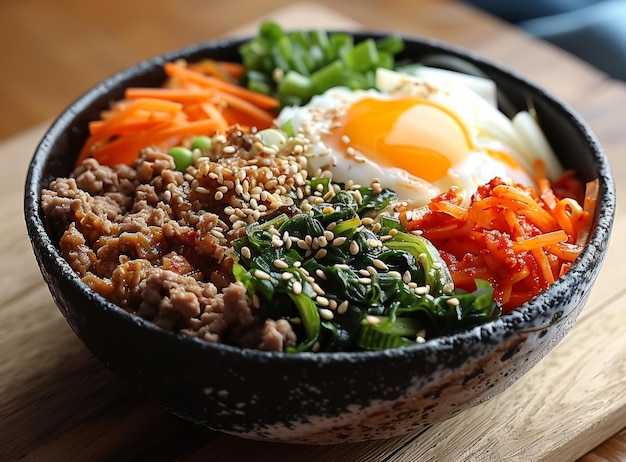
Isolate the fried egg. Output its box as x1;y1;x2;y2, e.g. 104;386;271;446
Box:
277;68;559;206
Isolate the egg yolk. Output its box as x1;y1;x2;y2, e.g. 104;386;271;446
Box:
336;97;474;183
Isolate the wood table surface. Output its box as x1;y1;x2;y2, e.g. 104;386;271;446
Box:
2;1;626;460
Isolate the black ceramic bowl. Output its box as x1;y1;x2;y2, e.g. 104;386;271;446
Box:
24;32;615;444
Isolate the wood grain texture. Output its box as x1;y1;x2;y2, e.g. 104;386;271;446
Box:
2;2;626;461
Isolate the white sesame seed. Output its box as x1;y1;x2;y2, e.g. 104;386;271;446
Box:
281;272;293;280
373;259;388;271
297;240;310;250
365;315;380;325
333;236;347;247
337;300;349;314
319;308;334;320
254;269;271;280
388;271;402;279
447;298;460;306
358;277;372;285
274;259;289;269
350;240;360;255
316;269;327;280
314;248;328;260
241;246;252;259
292;281;303;295
210;229;225;239
403;271;412;284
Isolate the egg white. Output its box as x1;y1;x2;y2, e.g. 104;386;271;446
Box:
277;69;558;206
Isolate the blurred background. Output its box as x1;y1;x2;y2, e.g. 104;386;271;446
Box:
2;0;624;141
466;0;626;81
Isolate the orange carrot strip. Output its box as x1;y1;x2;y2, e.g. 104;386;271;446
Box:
215;90;276;127
530;247;555;286
188;59;244;82
512;229;568;252
164;61;280;109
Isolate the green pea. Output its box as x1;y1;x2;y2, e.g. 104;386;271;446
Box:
191;136;213;155
168;146;194;171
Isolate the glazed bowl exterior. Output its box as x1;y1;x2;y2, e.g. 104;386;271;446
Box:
24;33;615;444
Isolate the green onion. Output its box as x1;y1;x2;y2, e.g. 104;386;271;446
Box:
239;22;406;107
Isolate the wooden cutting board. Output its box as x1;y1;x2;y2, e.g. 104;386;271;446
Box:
2;3;626;461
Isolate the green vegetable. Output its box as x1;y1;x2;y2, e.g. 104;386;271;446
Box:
190;136;212;155
167;146;194;171
239;22;405;107
232;182;501;353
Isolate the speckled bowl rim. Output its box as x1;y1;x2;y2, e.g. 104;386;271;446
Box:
24;31;616;367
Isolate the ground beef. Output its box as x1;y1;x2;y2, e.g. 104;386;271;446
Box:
41;128;307;351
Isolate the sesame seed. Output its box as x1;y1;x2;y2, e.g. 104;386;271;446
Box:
292;281;303;295
254;269;271;280
334;263;350;271
319;308;334;320
359;269;371;277
447;298;460;306
365;315;380;325
214;191;224;201
274;259;289;269
222;145;236;154
357;277;372;285
312;283;326;296
403;271;412;284
367;266;377;276
333;236;347;247
341;135;351;144
281;272;293;280
373;259;389;271
314;248;328;260
361;217;374;226
316;269;328;280
210;229;225;239
443;282;455;293
388;271;402;279
415;286;429;295
328;299;337;310
337;300;349;314
241;246;252;259
196;186;210;194
350;240;360;255
297;240;310;250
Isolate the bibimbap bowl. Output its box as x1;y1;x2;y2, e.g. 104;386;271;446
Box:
24;30;615;444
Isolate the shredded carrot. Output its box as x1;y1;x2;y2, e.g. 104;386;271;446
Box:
406;165;597;312
77;60;280;167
